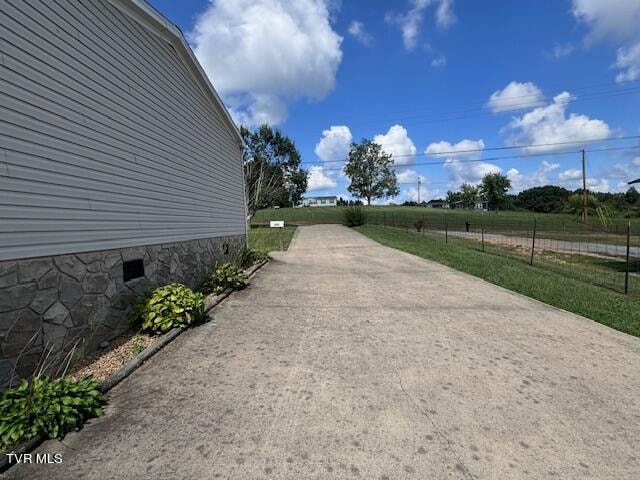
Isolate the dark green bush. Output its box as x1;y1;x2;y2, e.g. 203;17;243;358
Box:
201;263;249;295
131;283;204;334
343;205;367;227
0;376;106;450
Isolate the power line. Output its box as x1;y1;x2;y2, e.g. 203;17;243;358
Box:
336;79;640;119
311;81;640;132
318;144;640;172
302;135;640;166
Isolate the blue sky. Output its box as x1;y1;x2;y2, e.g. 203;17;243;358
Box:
149;0;640;202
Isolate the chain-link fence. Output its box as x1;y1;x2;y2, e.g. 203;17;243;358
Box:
369;210;639;295
251;207;640;295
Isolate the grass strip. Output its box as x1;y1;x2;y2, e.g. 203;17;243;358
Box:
249;225;297;252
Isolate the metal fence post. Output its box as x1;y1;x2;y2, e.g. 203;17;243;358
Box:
625;221;631;294
481;212;485;253
422;213;425;237
445;212;449;244
530;217;537;266
384;211;387;228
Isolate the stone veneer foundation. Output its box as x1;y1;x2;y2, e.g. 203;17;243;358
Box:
0;235;245;386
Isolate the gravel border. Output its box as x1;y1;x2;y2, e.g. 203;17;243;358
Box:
0;259;268;473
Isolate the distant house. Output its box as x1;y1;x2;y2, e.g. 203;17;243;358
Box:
299;196;338;207
0;0;247;384
426;199;450;208
452;200;489;211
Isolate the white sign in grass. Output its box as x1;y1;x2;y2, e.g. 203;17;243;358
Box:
270;220;285;228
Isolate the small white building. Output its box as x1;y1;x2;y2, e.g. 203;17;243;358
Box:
299;196;338;207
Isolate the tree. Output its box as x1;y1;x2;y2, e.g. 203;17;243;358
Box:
480;173;511;211
515;186;571;213
565;192;598;216
446;190;462;205
460;183;479;207
625;187;640;205
241;125;308;213
344;139;399;205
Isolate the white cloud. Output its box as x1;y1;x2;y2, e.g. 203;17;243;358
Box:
586;177;611;192
425;138;498;186
347;20;372;46
404;186;430;202
396;169;426;186
507;160;560;192
385;0;456;50
503;92;611;152
571;0;640;83
633;157;640;166
558;168;582;182
487;81;545;113
435;0;457;29
425;138;485;158
549;43;575;59
615;42;640;83
307;165;337;191
191;0;343;126
315;125;352;164
443;161;501;186
374;125;417;165
431;54;446;67
571;0;640;45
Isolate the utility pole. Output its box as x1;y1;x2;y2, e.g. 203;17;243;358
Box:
581;149;588;224
417;177;421;204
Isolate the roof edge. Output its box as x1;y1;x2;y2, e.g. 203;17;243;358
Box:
109;0;246;149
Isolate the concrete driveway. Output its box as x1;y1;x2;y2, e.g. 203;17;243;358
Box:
6;224;640;479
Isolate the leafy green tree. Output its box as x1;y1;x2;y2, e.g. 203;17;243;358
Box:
565;192;598;216
480;172;511;211
625;186;640;205
241;125;308;213
460;183;480;207
344;139;399;205
445;190;462;205
515;186;571;213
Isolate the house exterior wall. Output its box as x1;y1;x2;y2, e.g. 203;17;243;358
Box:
0;0;247;383
0;0;246;260
0;235;244;385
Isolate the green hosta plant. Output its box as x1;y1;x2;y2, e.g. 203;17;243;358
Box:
201;263;249;295
131;283;204;334
0;376;106;450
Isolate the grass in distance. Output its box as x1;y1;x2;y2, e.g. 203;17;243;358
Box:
249;225;297;252
356;224;640;337
253;205;640;232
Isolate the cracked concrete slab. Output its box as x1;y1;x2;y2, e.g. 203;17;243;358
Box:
5;224;640;479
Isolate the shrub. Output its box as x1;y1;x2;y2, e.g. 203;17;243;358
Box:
0;376;106;450
201;263;249;295
414;220;423;232
343;205;367;227
233;245;269;268
131;283;204;334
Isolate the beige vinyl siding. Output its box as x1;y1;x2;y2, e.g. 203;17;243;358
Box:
0;0;246;261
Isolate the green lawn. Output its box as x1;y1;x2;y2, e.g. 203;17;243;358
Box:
253;205;640;233
356;225;640;338
248;225;297;252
